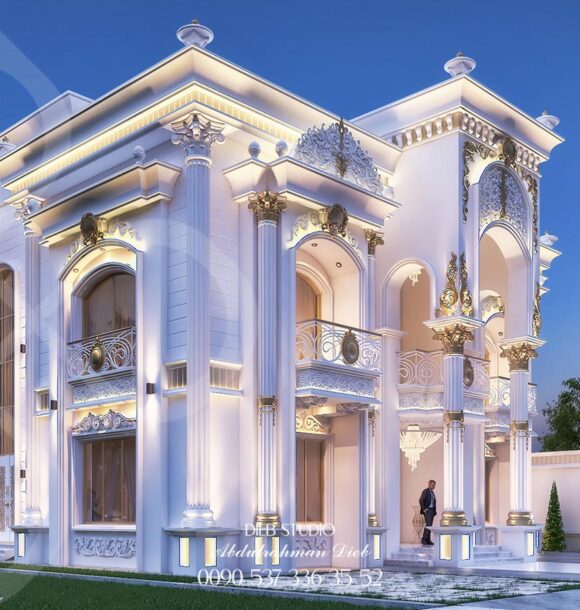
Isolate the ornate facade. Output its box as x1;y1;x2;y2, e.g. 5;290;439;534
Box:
0;25;561;572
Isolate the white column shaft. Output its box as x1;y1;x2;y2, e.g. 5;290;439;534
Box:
510;369;529;514
257;220;278;517
443;353;464;513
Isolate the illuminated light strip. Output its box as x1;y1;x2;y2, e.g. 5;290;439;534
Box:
5;83;303;195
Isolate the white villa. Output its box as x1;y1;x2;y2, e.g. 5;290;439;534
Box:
0;22;563;574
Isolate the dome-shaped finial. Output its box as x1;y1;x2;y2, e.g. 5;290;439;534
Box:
536;110;560;130
177;20;214;48
444;52;476;77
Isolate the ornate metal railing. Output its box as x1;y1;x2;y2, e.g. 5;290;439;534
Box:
295;319;381;373
67;327;136;379
488;376;538;413
398;350;489;393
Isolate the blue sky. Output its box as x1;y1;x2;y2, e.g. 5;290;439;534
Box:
1;0;579;438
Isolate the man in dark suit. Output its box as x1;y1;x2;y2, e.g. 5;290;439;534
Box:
419;480;437;545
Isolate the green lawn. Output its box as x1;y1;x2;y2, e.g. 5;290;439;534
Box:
0;572;397;609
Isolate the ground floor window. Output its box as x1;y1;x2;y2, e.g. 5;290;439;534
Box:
83;436;136;523
296;436;324;522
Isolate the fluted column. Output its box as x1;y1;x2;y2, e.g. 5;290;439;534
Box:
432;324;474;526
364;229;383;527
249;191;286;527
171;112;225;528
22;229;42;525
501;342;537;526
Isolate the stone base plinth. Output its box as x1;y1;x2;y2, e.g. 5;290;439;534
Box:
428;525;481;567
497;525;542;562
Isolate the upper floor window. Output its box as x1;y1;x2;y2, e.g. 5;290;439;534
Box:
83;272;135;338
0;269;14;456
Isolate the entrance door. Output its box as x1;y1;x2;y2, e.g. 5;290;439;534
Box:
0;456;13;543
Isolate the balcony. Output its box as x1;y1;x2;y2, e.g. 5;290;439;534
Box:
295;319;381;405
486;376;538;433
397;350;489;415
66;327;136;407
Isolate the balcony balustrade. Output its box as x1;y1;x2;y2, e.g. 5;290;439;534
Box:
66;327;137;406
295;319;381;404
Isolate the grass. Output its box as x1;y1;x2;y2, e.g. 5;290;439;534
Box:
0;572;404;609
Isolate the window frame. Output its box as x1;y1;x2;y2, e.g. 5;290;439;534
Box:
0;268;14;456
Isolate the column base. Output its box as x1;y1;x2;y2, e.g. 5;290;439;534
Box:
506;511;534;526
255;513;281;529
498;525;542;561
368;514;380;527
439;510;468;526
428;525;480;567
181;506;215;528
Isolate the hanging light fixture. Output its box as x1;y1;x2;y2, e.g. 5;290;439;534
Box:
400;424;442;471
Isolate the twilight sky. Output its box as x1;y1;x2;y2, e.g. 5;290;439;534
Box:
1;0;579;442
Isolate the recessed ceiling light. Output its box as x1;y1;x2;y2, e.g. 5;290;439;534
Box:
498;331;504;337
311;242;318;247
336;262;342;268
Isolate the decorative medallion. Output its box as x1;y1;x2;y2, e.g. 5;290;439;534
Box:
500;342;537;372
532;283;541;337
89;337;105;371
74;409;136;435
459;253;473;317
500;137;517;167
463;358;474;387
341;330;360;365
321;204;349;237
293;120;384;194
80;213;104;246
436;253;459;317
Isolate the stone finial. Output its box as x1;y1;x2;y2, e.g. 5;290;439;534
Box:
536;111;560;130
248;141;261;159
177;20;214;48
275;140;288;157
444;52;476;77
132;145;146;165
0;136;16;156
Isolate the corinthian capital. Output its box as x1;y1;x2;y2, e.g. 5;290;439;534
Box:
170;112;225;158
432;323;474;355
364;229;384;256
248;190;287;224
501;342;537;372
11;195;44;224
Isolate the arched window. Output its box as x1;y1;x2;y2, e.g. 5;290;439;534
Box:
83;272;135;337
0;269;14;455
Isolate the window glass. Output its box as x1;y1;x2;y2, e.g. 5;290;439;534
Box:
0;270;14;455
84;273;135;337
83;436;135;523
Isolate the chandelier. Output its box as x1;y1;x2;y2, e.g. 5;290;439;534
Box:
400;424;442;471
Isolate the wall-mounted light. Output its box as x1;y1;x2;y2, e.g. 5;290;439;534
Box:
50;400;58;411
179;537;190;567
17;533;25;558
20;344;26;354
146;383;155;395
19;469;26;479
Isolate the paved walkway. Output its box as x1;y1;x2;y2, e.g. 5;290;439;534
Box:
453;588;580;609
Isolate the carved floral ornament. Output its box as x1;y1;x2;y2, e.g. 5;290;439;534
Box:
532;282;542;337
170;111;225;157
432;324;474;355
65;217;139;266
500;342;537;372
363;229;385;256
463;136;539;251
73;409;136;435
248;190;287;223
436;253;473;318
293;119;384;195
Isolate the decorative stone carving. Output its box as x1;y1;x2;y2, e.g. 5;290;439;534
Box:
257;395;278;426
320;204;349;237
459;253;473;317
398;391;444;411
432;324;474;355
65;219;139;265
296;409;330;435
479;164;529;246
296;368;376;400
289;210;363;260
481;295;505;322
463;140;494;221
248;190;287;224
532;283;541;337
170;111;225;158
436;253;459;317
500;343;537;372
71;373;136;405
74;409;136;435
293;120;384;195
11;195;43;223
74;536;136;559
363;229;385;256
